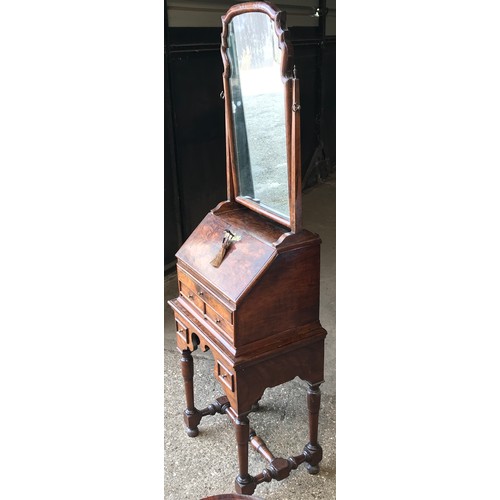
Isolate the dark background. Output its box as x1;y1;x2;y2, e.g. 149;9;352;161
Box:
165;1;335;268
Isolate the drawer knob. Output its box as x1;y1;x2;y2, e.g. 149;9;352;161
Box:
221;374;227;379
188;293;194;299
198;291;204;296
215;318;221;324
177;329;184;334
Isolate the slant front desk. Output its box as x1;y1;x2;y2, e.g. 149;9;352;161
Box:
168;2;328;495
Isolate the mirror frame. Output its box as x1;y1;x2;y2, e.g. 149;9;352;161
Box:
221;1;302;233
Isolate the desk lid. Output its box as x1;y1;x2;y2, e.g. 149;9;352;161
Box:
176;207;280;303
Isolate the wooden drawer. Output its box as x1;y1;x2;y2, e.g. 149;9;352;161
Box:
216;359;234;392
179;282;204;312
175;317;190;345
205;303;233;338
178;268;234;324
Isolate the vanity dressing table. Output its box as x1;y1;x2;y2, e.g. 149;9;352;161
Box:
168;2;327;495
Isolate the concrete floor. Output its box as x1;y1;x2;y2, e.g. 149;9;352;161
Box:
164;179;336;499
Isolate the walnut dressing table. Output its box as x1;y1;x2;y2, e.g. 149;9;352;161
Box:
168;2;327;495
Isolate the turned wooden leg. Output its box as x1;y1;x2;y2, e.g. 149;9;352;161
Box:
304;383;323;474
180;349;202;437
234;416;256;495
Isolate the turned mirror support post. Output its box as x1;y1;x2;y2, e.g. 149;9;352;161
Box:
291;73;302;233
223;75;236;202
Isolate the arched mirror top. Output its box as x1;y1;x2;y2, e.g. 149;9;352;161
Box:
221;2;293;82
220;1;302;232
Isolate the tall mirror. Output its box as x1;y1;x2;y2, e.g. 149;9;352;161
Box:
224;6;292;223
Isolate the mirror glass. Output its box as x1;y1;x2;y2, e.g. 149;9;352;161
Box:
227;12;289;220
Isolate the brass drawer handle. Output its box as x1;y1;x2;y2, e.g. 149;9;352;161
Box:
215;318;221;324
187;293;194;299
198;291;204;296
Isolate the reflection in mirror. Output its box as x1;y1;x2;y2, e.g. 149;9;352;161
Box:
227;12;289;220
